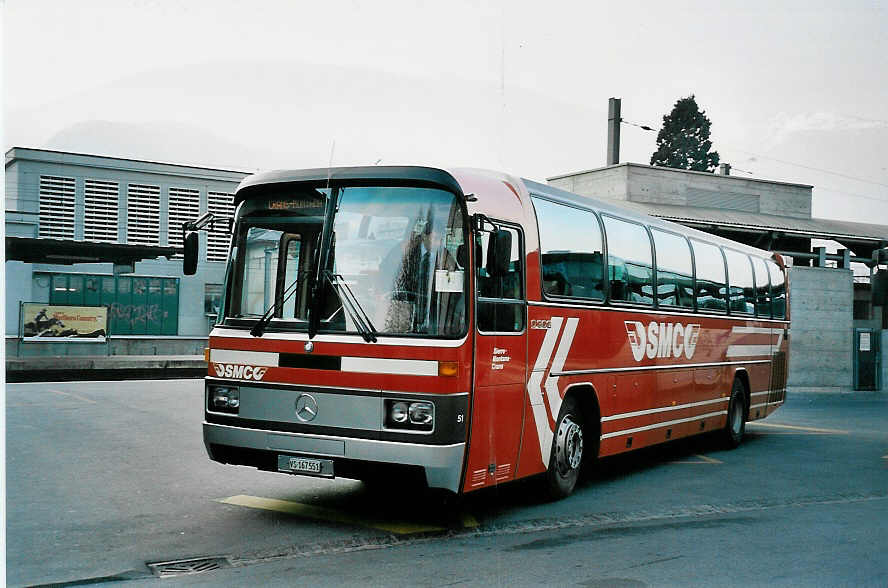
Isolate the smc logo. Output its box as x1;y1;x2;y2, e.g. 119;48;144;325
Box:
213;363;268;380
624;321;701;362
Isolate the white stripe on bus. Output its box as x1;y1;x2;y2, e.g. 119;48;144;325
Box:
540;317;579;465
601;396;728;422
340;357;438;376
726;344;772;358
600;410;727;440
526;316;564;468
210;349;280;367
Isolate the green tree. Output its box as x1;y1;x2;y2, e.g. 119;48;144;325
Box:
650;95;719;172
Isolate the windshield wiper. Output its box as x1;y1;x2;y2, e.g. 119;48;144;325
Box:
308;187;340;339
249;276;303;338
323;270;377;343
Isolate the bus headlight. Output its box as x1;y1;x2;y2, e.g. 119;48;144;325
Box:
210;385;240;414
391;401;409;423
384;399;434;432
408;401;433;425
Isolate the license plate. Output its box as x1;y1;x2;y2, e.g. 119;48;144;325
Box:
277;455;334;477
290;457;321;473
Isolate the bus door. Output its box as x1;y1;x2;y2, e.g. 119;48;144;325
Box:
464;224;527;492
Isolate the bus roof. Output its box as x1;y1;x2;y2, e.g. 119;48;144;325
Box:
234;166;464;204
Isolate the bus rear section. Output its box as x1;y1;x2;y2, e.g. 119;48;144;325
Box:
202;167;475;493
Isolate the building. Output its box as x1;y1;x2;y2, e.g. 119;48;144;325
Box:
549;162;888;392
5;147;248;358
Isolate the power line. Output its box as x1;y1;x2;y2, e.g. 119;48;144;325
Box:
620;119;656;132
810;185;888;205
618;115;888;194
728;147;888;189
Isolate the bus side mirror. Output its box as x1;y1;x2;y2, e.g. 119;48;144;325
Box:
487;228;512;277
183;232;199;275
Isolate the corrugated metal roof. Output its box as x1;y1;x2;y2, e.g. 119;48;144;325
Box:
616;201;888;243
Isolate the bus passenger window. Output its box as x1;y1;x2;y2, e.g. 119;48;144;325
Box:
724;249;755;314
691;240;727;311
767;260;786;319
531;197;605;300
751;256;771;318
602;216;653;305
652;229;694;309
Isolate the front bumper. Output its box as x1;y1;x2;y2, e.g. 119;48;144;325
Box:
203;421;465;493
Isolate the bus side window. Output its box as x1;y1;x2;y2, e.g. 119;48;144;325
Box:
766;260;786;319
652;229;694;309
724;248;755;315
751;256;771;318
602;216;653;305
531;197;605;301
691;240;727;312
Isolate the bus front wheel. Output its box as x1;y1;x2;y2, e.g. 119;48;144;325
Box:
722;378;747;449
545;396;585;499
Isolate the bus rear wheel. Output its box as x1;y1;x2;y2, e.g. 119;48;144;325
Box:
722;378;747;449
545;397;584;499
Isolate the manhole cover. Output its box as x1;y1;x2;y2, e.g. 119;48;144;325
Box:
147;556;230;578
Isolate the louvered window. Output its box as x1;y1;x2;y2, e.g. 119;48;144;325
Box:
168;187;201;253
207;191;235;261
84;179;120;243
127;184;160;246
39;175;76;240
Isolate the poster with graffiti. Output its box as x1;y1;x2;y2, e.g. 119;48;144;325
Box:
21;303;109;342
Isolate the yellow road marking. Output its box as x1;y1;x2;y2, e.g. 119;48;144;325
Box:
218;495;466;535
748;422;848;435
671;454;723;465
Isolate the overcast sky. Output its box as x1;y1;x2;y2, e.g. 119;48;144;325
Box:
3;0;887;225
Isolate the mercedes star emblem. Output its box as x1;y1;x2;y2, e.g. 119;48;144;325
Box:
294;393;318;422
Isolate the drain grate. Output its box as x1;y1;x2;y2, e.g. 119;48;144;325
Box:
147;556;230;578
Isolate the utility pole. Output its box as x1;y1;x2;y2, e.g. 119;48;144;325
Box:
607;97;621;166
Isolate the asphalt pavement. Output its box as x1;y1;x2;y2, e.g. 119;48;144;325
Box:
5;380;887;587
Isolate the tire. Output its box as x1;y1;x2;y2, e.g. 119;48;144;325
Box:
722;378;747;449
545;396;585;499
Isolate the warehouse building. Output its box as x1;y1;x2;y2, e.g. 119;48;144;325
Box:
5;147;248;358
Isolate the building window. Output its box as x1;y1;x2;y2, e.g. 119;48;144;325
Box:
126;184;160;246
84;179;120;243
207;191;235;262
39;175;76;240
205;283;223;316
168;187;200;254
853;299;871;320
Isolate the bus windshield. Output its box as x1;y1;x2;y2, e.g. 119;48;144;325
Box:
227;184;468;338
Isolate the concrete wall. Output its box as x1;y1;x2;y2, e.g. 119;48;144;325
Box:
547;165;629;201
6;336;207;358
548;163;813;219
624;164;812;218
787;266;854;391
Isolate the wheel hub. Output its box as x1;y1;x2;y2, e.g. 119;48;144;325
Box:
555;415;583;473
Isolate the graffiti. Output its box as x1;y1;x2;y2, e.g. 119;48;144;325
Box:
110;303;169;324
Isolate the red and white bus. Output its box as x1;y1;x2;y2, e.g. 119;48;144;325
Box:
195;166;788;498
